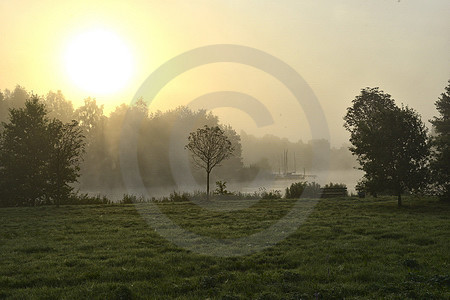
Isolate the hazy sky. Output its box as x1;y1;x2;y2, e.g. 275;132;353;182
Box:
1;0;449;146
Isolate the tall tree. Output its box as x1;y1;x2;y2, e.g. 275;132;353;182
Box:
74;97;104;137
47;119;85;207
0;95;50;206
185;125;234;199
0;95;86;207
74;97;106;188
4;85;29;109
0;91;7;124
344;87;430;206
45;90;74;123
430;80;450;201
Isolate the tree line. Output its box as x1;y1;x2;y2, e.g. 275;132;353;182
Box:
0;79;448;207
0;87;252;206
0;86;358;200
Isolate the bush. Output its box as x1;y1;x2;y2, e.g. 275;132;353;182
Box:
169;191;190;202
285;182;306;198
324;182;347;189
66;193;111;205
120;194;137;204
261;190;282;199
285;182;322;198
304;182;322;198
214;180;231;195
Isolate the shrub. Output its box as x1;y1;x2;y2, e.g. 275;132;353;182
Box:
285;182;306;198
214;180;230;195
120;194;137;204
324;182;347;189
285;181;322;198
304;182;322;198
67;193;111;205
261;190;282;199
169;191;190;202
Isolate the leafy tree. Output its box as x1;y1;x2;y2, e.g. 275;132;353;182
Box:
430;80;450;201
0;95;86;207
74;98;107;188
185;125;234;199
0;91;7;124
45;90;74;123
344;87;430;206
4;85;29;109
74;97;104;137
47;119;85;207
0;95;50;206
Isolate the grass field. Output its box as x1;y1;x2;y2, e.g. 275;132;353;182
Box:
0;196;449;299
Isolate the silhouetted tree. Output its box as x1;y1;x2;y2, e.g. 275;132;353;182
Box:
4;85;29;109
0;91;8;124
185;125;234;200
75;98;107;188
0;95;50;206
344;87;429;206
0;95;86;207
430;80;450;201
75;97;104;137
45;90;74;123
47;119;85;207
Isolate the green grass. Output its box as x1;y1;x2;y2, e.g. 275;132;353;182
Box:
0;196;449;299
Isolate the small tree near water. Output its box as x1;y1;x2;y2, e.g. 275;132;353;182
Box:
185;125;234;200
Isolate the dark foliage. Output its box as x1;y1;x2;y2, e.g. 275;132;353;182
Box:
0;95;85;207
261;189;282;199
214;180;230;195
0;96;50;206
285;181;322;198
344;87;430;206
430;80;450;201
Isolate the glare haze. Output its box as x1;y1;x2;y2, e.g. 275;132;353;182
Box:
0;0;449;146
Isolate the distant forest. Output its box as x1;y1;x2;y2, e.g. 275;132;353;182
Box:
0;85;356;191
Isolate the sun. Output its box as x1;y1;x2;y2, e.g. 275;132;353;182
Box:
63;28;134;95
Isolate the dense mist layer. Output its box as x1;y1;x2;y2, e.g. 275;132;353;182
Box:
0;86;358;198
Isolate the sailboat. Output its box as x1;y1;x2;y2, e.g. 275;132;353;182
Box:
273;150;317;180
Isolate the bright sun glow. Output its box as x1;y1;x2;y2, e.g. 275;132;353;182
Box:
64;28;134;95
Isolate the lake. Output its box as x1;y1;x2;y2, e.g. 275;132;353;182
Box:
81;169;363;201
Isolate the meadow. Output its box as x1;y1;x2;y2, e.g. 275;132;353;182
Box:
0;196;449;299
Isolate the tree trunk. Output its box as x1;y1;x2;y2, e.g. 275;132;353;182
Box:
397;193;402;207
206;171;210;201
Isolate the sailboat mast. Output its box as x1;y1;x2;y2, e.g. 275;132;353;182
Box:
293;152;296;173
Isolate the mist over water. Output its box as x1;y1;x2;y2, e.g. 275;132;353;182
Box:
229;169;364;194
79;169;363;202
1;86;362;202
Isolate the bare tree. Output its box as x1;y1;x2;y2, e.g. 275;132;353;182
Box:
185;125;234;199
